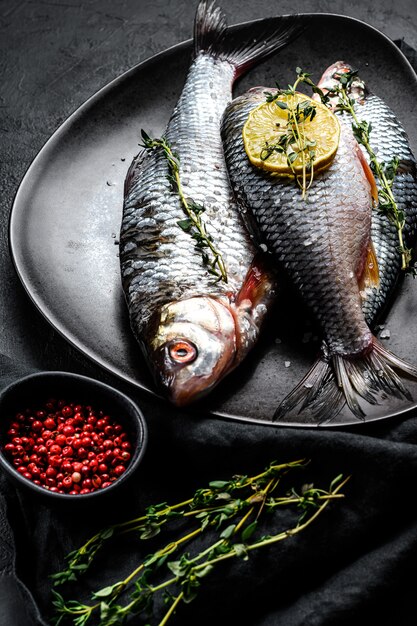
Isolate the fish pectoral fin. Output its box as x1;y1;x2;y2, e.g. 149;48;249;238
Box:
235;254;276;309
358;240;380;292
357;147;379;206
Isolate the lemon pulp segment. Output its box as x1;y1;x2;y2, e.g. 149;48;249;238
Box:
242;92;340;175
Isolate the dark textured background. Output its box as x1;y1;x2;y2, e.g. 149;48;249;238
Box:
2;1;417;625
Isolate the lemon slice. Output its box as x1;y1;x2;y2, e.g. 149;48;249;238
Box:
242;92;340;175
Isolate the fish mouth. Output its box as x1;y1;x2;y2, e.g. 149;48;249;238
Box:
145;259;276;406
317;61;367;105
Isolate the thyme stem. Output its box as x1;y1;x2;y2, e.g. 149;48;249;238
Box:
141;130;227;283
51;461;349;626
263;71;319;199
326;73;412;272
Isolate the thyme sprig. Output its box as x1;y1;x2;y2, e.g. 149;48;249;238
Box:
263;69;320;199
315;70;413;273
140;130;227;283
51;459;349;626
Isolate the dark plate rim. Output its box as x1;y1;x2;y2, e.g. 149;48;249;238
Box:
8;12;417;429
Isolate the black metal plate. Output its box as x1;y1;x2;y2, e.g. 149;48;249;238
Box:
9;13;417;427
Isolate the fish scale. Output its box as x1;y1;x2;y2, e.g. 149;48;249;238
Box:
121;58;255;336
223;87;373;355
120;0;301;405
222;81;417;420
121;147;219;335
314;61;417;327
350;93;417;324
165;56;253;291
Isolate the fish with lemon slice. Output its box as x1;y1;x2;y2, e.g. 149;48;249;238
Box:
221;77;417;422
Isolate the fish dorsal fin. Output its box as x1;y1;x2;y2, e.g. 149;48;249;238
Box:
359;240;380;291
357;146;378;206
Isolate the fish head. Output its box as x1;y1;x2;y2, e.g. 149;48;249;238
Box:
146;297;237;406
316;61;367;105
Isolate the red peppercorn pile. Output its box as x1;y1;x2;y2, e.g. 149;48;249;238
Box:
2;398;133;494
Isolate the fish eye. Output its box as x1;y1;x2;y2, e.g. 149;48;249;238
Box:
168;340;198;364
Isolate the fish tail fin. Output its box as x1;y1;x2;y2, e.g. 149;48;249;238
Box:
194;0;227;56
275;338;417;423
274;352;346;423
194;0;303;77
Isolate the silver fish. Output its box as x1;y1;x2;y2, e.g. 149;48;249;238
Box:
316;61;417;328
222;84;417;420
120;1;301;405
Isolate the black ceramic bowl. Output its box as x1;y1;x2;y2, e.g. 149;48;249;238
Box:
0;371;148;500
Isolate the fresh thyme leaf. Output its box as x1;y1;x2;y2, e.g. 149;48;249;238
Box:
73;615;90;626
51;590;65;610
241;520;258;542
100;528;114;540
220;524;236;539
209;480;229;489
275;100;288;110
288;151;298;164
92;582;125;599
177;218;193;232
329;474;344;491
140;521;161;540
233;543;249;560
264;91;277;102
140;129;152;145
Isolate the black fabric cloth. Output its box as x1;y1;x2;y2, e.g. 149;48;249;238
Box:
2;39;417;626
0;356;47;626
3;351;417;626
